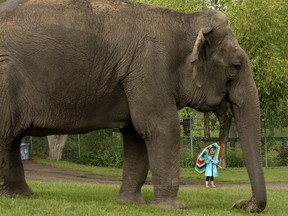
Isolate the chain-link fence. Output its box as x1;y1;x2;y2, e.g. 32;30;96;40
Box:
23;118;288;167
179;118;288;167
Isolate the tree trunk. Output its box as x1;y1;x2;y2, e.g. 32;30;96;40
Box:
203;113;210;138
47;135;68;161
229;118;238;150
219;111;232;168
181;118;190;136
229;119;238;137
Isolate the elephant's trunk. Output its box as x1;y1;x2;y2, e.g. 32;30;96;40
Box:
231;79;267;212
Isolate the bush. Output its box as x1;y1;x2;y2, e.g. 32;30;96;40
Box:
226;148;244;167
275;146;288;166
62;130;123;168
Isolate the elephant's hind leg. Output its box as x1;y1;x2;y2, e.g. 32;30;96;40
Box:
118;126;149;204
0;137;32;196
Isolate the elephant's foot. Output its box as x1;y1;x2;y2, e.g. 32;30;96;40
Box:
0;181;33;197
152;198;186;209
117;191;146;204
232;197;266;213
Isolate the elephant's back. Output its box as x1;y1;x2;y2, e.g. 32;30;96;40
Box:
0;0;94;33
0;0;144;39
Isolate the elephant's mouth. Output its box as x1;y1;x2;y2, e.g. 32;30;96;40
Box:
190;93;227;112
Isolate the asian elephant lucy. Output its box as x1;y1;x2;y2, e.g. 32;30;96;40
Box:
0;0;266;212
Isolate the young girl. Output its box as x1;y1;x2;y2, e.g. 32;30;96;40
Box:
204;146;220;188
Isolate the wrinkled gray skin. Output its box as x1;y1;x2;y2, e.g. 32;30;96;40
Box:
0;0;266;212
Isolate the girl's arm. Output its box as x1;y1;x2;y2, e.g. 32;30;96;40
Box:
212;157;219;165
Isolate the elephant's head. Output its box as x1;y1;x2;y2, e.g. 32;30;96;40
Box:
184;10;266;212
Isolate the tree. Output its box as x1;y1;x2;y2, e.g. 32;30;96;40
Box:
134;0;207;13
225;0;288;127
204;0;229;10
218;108;232;168
47;135;68;161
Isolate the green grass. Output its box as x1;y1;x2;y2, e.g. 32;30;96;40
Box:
186;166;288;183
35;157;288;183
35;158;123;177
0;181;287;216
0;158;286;215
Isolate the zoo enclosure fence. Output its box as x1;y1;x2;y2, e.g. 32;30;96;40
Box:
23;118;288;167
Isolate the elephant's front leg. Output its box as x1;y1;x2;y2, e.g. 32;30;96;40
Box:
118;126;149;203
0;137;32;196
121;70;184;208
145;118;185;209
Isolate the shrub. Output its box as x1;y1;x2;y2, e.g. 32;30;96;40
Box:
275;146;288;166
62;130;123;168
226;148;244;167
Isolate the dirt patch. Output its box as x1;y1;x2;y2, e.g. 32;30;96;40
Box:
23;159;122;185
23;159;288;188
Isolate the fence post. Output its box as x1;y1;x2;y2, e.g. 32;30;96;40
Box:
30;136;33;152
263;120;268;167
77;134;81;158
190;117;193;159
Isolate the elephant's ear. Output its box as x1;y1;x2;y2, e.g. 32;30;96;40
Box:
190;27;213;87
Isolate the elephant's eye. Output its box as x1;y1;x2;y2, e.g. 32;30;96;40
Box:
232;62;241;70
228;62;241;79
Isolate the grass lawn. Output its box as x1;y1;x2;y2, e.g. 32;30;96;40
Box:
0;181;287;216
1;158;281;215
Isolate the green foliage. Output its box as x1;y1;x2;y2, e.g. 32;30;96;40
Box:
204;0;231;10
134;0;207;13
180;138;194;167
226;148;244;167
178;107;195;119
62;130;123;168
262;138;288;167
275;147;288;166
225;0;288;126
35;158;123;177
23;136;49;156
75;150;123;168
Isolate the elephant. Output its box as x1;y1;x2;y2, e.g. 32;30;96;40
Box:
0;0;266;212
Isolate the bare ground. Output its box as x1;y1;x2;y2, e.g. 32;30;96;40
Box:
23;159;288;188
23;159;123;185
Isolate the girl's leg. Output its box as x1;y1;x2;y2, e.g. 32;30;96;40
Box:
205;177;210;188
211;177;216;187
